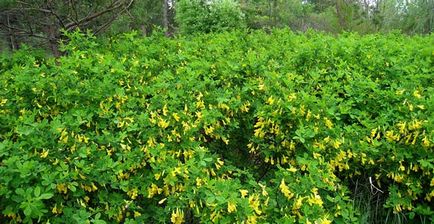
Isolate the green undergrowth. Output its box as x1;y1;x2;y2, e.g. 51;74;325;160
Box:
0;30;433;223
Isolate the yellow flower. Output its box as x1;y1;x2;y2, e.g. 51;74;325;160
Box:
91;183;98;191
240;189;249;198
316;217;332;224
258;183;268;196
247;215;257;224
57;183;68;194
147;183;161;198
279;179;294;200
134;211;141;218
40;149;49;158
170;208;184;224
299;105;306;116
241;102;251;112
395;89;405;95
417;104;425;110
267;96;275;105
409;120;423;130
307;190;323;207
287;166;297;173
218;103;230;111
324;118;333;129
254;128;265;139
227;202;237;213
210;210;221;223
385;130;398;142
157;118;170;129
222;137;229;145
0;98;7;106
127;188;138;199
306;110;312;121
292;196;304;211
288;93;297;101
248;194;262;215
154;172;162;180
52;204;62;214
413;90;422;98
196;100;205;109
162;104;168;116
333;139;342;149
59;130;69;143
394;204;402;213
313;141;325;150
215;158;224;169
426;190;434;202
397;122;406;134
158;198;167;204
172;113;180;121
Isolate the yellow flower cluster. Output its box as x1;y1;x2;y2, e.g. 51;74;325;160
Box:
81;183;98;192
57;183;68;194
279;179;294;200
171;208;184;224
248;194;263;215
227;201;237;213
307;188;323;207
127;188;139;199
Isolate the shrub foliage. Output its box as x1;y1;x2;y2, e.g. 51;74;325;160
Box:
0;30;433;223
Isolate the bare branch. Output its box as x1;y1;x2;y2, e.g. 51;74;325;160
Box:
64;0;127;31
93;0;135;35
44;4;66;28
1;7;65;28
67;0;80;26
0;23;49;40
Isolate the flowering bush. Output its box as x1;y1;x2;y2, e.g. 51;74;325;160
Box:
175;0;245;34
0;30;433;223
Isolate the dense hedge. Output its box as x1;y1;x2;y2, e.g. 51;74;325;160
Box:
0;30;433;223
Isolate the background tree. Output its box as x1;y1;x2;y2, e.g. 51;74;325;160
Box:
106;0;175;36
175;0;246;34
0;0;432;54
0;0;134;55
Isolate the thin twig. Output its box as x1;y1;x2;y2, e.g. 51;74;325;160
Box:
93;0;134;35
64;0;126;31
0;23;49;40
369;176;384;194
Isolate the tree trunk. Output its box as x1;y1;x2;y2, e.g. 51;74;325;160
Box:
336;0;347;30
45;15;60;57
141;25;148;36
272;0;277;26
6;14;18;51
163;0;169;36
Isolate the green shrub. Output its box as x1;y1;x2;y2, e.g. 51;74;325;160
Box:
0;30;433;223
175;0;245;34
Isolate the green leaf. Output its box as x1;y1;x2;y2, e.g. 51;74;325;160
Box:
39;193;53;200
93;220;106;224
15;188;25;196
34;186;41;197
408;212;415;219
23;205;32;216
